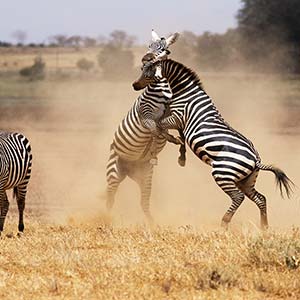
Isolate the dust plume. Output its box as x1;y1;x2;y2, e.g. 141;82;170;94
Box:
1;70;299;230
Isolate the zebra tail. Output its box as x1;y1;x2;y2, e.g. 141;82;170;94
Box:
256;162;294;199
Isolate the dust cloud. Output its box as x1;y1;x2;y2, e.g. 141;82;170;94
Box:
2;71;300;230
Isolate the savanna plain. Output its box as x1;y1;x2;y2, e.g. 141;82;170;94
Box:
0;48;300;299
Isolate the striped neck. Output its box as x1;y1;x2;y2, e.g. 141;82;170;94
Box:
161;59;205;97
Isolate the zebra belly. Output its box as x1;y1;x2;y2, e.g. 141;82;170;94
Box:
113;134;166;162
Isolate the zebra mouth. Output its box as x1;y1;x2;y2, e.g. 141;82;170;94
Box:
132;81;144;91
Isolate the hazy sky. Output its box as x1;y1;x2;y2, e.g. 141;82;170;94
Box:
0;0;241;43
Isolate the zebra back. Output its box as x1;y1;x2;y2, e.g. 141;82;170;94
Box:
159;59;260;160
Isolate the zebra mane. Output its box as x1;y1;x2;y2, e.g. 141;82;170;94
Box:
162;59;205;91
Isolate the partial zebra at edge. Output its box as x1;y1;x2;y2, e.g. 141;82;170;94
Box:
0;132;32;233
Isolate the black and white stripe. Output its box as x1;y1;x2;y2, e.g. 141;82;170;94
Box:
0;132;32;233
134;58;293;228
106;80;183;224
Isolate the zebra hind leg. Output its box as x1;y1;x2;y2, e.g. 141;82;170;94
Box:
221;189;245;229
14;184;28;232
149;136;158;165
0;189;9;233
237;170;268;230
106;174;126;213
106;153;126;214
128;163;155;227
246;189;268;230
213;176;245;229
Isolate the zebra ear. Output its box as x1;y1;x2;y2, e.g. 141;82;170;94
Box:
166;32;179;47
151;29;161;42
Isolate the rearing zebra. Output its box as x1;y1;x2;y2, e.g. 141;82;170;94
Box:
133;53;293;229
0;132;32;233
106;78;185;224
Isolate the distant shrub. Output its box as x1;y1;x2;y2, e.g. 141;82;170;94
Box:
97;30;135;80
76;58;94;72
97;44;134;80
0;41;12;47
19;56;46;80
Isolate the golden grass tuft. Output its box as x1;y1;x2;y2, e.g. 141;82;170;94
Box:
0;215;300;299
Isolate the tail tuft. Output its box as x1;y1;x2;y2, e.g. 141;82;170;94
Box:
256;162;294;199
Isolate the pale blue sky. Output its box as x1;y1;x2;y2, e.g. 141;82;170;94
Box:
0;0;241;43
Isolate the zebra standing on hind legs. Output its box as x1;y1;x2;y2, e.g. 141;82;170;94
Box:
0;132;32;234
132;30;294;229
106;59;186;225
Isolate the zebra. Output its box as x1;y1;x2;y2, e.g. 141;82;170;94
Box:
106;78;185;225
0;132;32;233
132;53;293;229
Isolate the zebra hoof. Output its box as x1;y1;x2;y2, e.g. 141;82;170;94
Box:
18;224;24;232
6;232;14;238
17;232;23;238
150;158;158;165
172;136;184;145
221;220;229;230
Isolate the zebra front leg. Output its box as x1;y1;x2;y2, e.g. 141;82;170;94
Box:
0;189;9;233
159;115;186;166
178;130;186;167
160;131;184;145
142;119;160;165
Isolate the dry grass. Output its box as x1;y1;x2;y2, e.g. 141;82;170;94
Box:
1;214;300;300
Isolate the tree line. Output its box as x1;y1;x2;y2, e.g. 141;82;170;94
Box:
174;0;300;73
2;0;300;74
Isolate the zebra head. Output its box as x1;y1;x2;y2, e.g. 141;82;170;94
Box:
132;52;165;91
133;30;179;91
148;30;179;61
